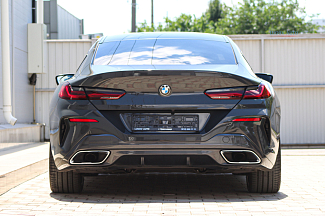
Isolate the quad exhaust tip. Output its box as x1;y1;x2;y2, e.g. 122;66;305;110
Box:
220;150;261;164
70;150;110;165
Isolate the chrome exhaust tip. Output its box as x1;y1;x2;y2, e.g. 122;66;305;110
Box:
220;150;261;164
70;150;110;165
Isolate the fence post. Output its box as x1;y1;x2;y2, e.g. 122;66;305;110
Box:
261;38;265;72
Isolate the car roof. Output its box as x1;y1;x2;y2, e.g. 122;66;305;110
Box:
101;32;228;43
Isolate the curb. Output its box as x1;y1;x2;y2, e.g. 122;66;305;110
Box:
0;158;49;195
282;144;325;149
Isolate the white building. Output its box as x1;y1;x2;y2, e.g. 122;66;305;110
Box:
0;0;84;142
0;0;83;143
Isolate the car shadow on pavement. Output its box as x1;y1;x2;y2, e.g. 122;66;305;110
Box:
50;173;287;203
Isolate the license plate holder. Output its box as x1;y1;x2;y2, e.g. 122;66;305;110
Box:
132;114;199;132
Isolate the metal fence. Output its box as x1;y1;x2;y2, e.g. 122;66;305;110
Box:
231;34;325;144
35;39;93;139
36;34;325;144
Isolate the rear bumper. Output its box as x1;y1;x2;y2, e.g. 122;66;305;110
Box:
51;133;277;173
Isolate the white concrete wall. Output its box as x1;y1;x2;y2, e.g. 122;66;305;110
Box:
0;0;33;124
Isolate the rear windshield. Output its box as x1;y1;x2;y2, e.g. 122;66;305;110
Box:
93;39;236;65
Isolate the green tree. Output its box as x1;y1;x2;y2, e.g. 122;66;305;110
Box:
137;20;155;32
207;0;223;23
216;0;318;34
136;0;319;34
137;14;209;33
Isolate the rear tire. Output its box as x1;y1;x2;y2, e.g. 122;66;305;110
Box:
246;146;281;193
49;147;84;193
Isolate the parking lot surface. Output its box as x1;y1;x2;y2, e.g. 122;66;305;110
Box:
0;148;325;216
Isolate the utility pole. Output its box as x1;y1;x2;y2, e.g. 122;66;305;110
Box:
131;0;136;32
151;0;154;28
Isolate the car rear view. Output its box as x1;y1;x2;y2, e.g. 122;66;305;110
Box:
49;32;281;193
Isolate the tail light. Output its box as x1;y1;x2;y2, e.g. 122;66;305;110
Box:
85;88;125;100
59;83;125;100
205;87;245;100
69;118;99;123
205;84;271;100
59;83;87;100
243;83;271;99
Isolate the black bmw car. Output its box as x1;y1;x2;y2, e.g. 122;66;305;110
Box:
49;32;281;193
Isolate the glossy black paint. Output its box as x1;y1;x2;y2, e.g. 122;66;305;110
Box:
255;73;274;84
50;32;281;174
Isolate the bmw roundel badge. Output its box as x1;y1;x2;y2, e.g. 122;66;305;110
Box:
159;84;172;97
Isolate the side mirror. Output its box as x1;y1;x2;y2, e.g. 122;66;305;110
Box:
255;73;273;84
55;74;74;85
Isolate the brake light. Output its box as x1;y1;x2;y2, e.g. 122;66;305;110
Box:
69;118;98;123
59;83;126;100
233;118;261;122
205;87;245;100
243;84;271;99
85;88;125;100
59;83;87;100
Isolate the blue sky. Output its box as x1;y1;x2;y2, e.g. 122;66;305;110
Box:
57;0;325;36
